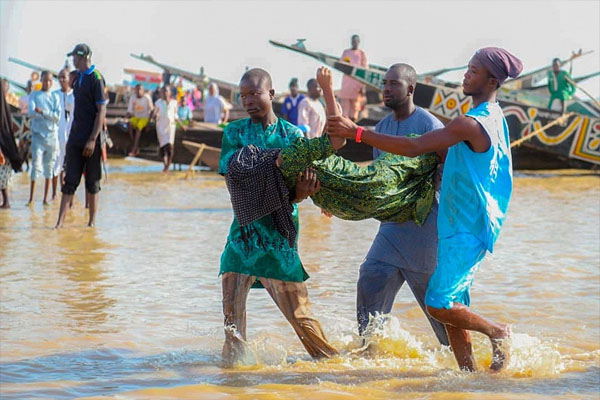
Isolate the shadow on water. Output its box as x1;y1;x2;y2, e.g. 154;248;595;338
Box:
1;348;598;399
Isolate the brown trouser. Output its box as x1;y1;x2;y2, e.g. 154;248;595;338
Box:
221;272;338;365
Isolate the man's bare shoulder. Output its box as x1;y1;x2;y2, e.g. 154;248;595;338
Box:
446;115;482;135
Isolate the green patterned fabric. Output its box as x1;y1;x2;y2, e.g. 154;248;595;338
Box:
219;117;308;286
280;135;439;226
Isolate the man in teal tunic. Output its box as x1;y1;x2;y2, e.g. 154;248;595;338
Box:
218;68;340;366
547;57;575;114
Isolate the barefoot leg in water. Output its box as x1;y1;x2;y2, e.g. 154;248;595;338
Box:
428;303;510;372
490;324;511;373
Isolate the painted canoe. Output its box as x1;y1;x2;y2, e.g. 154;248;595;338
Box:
270;40;599;169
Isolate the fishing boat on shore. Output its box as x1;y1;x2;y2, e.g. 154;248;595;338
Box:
270;39;600;170
105;118;224;165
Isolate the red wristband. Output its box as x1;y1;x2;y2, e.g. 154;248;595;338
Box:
356;126;363;143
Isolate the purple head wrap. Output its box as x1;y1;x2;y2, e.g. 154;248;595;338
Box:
472;47;523;85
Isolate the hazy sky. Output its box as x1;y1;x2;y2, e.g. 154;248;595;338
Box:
1;0;599;97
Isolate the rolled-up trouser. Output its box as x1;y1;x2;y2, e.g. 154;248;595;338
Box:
221;272;338;365
30;135;58;181
62;139;102;195
357;258;449;346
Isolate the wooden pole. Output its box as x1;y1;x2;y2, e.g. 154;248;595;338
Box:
184;143;205;179
566;76;600;109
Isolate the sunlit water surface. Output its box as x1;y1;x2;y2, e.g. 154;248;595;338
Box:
1;158;598;399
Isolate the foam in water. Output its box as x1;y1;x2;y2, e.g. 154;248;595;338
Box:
506;333;565;377
189;309;570;380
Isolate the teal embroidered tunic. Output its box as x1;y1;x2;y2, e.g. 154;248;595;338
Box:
218;117;308;284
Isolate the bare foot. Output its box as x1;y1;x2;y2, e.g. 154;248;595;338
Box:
53;223;63;230
0;203;10;209
43;201;50;206
87;222;95;228
26;201;33;207
490;324;511;373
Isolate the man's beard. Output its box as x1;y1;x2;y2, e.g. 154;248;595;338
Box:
384;98;402;110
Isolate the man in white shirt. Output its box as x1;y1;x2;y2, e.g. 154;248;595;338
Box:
203;83;229;124
52;68;75;200
152;85;179;173
297;78;326;138
127;84;153;156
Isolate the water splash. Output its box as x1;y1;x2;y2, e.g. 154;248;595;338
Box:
505;333;565;377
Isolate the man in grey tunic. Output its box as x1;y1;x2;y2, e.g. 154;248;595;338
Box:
357;63;449;346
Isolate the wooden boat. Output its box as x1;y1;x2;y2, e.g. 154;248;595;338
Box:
501;71;600;117
129;53;296;117
130;53;240;104
107;115;374;169
501;50;593;91
270;39;464;105
269;40;466;82
181;141;221;173
106;118;224;165
269;39;600;170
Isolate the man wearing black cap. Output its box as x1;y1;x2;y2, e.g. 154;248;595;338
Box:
55;43;107;229
327;47;523;373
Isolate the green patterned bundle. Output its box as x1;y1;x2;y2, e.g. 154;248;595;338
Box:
279;135;439;226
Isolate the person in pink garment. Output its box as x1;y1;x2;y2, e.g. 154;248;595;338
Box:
339;34;368;121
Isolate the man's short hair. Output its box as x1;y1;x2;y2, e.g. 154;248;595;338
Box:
389;63;417;86
41;70;52;79
306;78;317;88
241;68;273;89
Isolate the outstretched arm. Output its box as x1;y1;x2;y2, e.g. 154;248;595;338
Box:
327;114;491;156
316;67;346;150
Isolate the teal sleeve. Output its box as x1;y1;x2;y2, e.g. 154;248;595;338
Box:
218;124;238;175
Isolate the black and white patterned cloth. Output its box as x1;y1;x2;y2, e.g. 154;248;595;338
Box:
226;145;296;247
